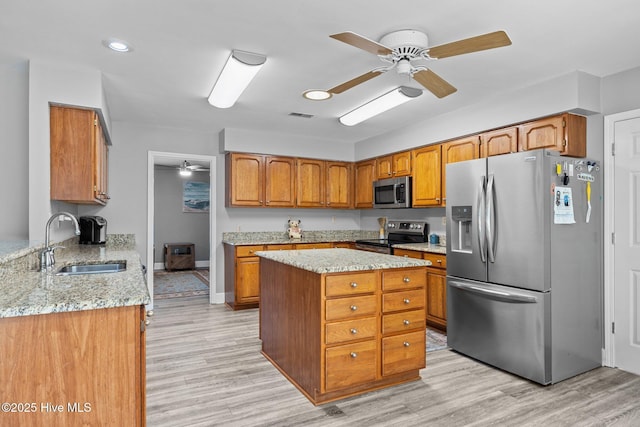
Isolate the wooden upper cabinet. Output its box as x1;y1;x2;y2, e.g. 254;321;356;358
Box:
297;158;325;207
518;113;586;157
411;145;442;207
441;136;480;205
226;153;265;207
354;159;376;209
265;156;296;207
376;151;411;179
326;161;353;209
50;105;110;205
481;126;518;157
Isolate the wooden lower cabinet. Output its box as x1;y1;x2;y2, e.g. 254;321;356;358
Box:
260;259;426;405
394;249;447;330
224;242;352;310
0;306;145;426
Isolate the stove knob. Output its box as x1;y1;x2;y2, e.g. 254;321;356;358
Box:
415;224;421;229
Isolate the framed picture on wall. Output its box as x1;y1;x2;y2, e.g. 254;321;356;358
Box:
183;181;210;213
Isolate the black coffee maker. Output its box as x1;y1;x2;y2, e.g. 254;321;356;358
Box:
79;216;107;244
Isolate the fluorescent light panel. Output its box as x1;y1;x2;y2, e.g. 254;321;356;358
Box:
339;86;422;126
208;50;266;108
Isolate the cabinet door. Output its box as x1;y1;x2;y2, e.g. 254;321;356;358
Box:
426;269;447;329
441;137;479;206
265;156;295;207
481;126;518;157
354;159;375;208
376;155;393;179
236;257;260;303
227;153;264;206
93;113;109;203
296;158;325;207
412;145;442;206
326;161;353;208
50;106;106;205
393;151;412;177
519;115;565;152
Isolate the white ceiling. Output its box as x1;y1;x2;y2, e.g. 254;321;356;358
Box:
2;0;640;144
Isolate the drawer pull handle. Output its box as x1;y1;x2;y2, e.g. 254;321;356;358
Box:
403;298;411;304
350;328;358;334
350;305;357;311
145;319;151;326
350;282;358;288
437;259;442;264
146;310;154;317
403;277;410;283
350;352;358;358
403;319;410;325
403;341;410;347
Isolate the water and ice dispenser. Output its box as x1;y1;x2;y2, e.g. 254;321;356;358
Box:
451;206;473;253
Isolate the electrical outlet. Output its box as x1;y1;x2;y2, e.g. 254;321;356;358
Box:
441;216;447;226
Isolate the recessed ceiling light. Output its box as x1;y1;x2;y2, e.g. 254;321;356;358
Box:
102;38;132;53
303;90;332;101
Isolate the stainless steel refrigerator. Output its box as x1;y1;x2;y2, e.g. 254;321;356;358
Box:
446;149;602;385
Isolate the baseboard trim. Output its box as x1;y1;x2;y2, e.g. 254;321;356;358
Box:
154;260;210;271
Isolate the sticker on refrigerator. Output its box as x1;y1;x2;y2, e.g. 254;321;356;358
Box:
553;186;575;224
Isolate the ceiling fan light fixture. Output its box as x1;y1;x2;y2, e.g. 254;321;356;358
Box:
302;89;332;101
179;160;193;176
207;50;266;109
102;38;133;53
339;86;422;126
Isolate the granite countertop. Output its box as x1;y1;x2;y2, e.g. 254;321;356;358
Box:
255;248;431;274
222;230;379;246
392;242;447;255
0;238;150;318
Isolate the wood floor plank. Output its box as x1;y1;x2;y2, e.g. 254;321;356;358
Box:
146;295;640;426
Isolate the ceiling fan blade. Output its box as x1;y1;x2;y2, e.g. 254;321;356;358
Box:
328;70;383;94
427;30;512;59
330;32;393;56
412;69;457;98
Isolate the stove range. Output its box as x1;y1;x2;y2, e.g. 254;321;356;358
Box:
355;220;428;254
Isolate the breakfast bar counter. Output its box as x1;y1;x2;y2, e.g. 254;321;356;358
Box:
257;248;430;405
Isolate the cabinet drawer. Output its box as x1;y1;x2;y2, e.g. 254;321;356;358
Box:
382;269;426;291
265;244;294;251
382;330;426;376
382;289;425;313
325;340;377;391
325;295;377;321
326;272;377;297
382;309;425;335
423;253;446;269
326;316;377;345
296;242;332;249
236;245;265;257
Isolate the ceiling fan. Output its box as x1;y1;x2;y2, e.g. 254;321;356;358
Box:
175;160;209;176
327;29;512;98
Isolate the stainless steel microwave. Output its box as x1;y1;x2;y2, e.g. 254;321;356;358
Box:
373;176;412;208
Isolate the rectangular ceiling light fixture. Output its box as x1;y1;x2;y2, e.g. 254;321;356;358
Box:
339;86;423;126
207;50;266;109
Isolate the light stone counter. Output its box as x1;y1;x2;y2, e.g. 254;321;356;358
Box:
392;242;447;255
0;236;150;318
222;229;378;246
255;248;431;274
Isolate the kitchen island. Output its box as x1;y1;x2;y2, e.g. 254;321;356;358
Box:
257;248;430;405
0;236;150;426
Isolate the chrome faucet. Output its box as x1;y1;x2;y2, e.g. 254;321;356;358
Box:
41;212;81;272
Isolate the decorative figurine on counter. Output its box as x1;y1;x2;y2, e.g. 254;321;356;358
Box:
287;219;302;239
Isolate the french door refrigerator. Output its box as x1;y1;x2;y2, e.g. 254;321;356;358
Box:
446;149;602;385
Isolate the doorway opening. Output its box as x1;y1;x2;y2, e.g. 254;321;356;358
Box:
146;151;217;309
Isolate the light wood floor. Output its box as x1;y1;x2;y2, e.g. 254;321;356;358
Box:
146;295;640;426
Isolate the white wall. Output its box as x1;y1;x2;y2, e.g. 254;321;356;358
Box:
602;66;640;115
0;61;29;240
28;60;111;244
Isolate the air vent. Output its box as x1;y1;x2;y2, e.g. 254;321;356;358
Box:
289;112;314;119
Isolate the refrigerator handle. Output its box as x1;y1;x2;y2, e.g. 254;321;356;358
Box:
486;174;496;263
477;176;486;263
448;280;538;303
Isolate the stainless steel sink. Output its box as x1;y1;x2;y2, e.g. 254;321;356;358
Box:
55;262;127;276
